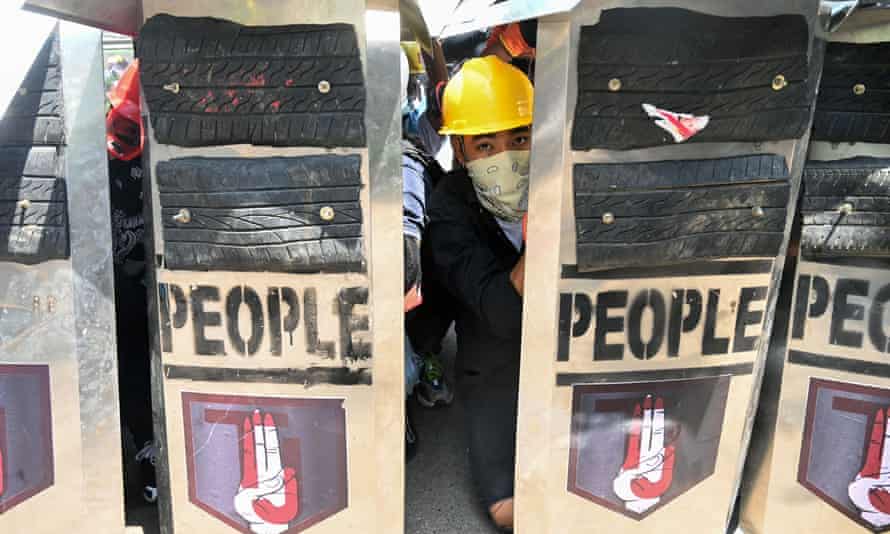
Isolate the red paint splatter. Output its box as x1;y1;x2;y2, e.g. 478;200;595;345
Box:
270;100;281;112
246;74;266;87
206;105;218;113
226;89;237;98
231;97;240;106
197;96;208;106
285;79;295;87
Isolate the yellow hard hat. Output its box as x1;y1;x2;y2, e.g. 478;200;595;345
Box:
400;41;425;74
439;56;533;136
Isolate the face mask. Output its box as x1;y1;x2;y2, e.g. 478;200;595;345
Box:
465;149;530;223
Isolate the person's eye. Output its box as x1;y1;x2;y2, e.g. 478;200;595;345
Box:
513;135;529;146
475;142;493;153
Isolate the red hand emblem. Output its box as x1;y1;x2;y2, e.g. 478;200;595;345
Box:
234;410;300;534
613;396;675;513
849;407;890;527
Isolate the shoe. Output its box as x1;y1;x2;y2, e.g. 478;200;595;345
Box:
406;411;418;462
135;441;159;504
415;354;454;408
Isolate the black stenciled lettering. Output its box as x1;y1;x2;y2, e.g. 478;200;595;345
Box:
267;288;282;356
733;286;767;353
628;289;666;360
594;291;627;361
791;275;811;340
225;286;265;356
303;288;335;358
191;285;225;356
338;287;371;361
869;283;890;354
831;278;869;348
668;289;701;357
703;289;729;355
573;293;593;337
281;287;300;346
557;293;572;361
159;284;172;352
810;276;830;318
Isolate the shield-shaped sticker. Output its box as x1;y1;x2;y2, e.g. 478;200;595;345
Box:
568;375;730;519
799;378;890;532
182;392;348;533
0;364;54;513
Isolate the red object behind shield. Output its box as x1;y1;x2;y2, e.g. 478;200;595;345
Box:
107;60;144;161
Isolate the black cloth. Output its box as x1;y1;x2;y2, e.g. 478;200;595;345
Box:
426;168;523;506
108;156;153;447
403;138;456;356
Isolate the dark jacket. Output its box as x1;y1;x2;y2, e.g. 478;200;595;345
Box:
426;168;524;505
426;169;523;389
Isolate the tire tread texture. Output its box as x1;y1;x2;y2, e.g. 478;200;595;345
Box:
0;28;69;264
571;7;813;151
801;157;890;257
157;155;364;272
812;42;890;144
137;14;366;148
574;154;790;270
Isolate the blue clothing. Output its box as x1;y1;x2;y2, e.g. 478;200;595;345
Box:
402;153;429;240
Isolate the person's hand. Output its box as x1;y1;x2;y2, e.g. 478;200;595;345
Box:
234;410;299;534
612;396;675;514
849;407;890;528
405;284;423;312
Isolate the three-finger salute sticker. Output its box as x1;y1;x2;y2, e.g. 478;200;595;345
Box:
568;376;730;519
799;379;890;532
612;396;675;514
235;411;300;534
182;393;347;533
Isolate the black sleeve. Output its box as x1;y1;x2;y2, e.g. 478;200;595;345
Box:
428;195;522;340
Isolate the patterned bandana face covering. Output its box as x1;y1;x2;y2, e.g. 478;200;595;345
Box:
465;149;530;223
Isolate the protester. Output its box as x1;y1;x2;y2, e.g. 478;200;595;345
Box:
106;60;156;504
426;55;533;530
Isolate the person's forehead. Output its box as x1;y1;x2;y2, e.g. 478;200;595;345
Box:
468;126;530;141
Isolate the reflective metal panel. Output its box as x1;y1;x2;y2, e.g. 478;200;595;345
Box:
138;1;403;533
439;0;582;37
515;2;821;532
23;0;138;36
0;21;123;534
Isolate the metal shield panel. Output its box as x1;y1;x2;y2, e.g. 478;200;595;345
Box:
0;364;53;513
515;1;822;532
181;393;347;533
140;3;403;533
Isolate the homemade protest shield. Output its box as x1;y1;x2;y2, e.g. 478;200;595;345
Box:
515;2;823;532
137;1;404;533
740;8;890;533
0;19;124;534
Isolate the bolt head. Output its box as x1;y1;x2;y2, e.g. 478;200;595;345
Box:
173;208;191;224
320;206;335;221
772;74;787;91
318;80;331;94
839;202;854;215
608;78;622;92
602;212;615;225
853;83;866;96
752;206;765;218
17;199;31;210
163;82;181;94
